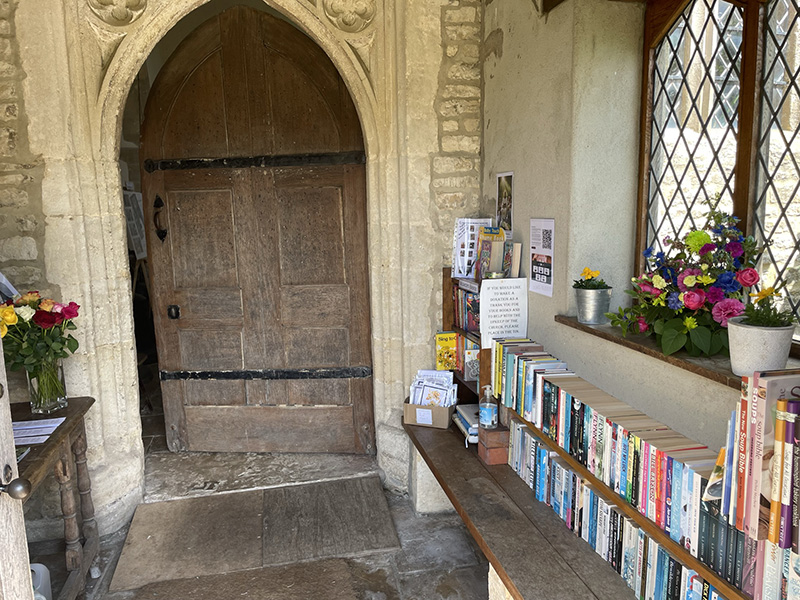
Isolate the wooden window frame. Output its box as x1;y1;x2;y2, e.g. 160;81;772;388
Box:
634;0;800;357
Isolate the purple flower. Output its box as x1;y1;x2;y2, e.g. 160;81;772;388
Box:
705;286;725;304
725;241;744;258
667;292;683;310
699;243;716;256
712;298;745;327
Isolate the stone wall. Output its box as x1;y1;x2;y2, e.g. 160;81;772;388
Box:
0;0;45;395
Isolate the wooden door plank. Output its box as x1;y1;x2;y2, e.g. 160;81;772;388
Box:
184;406;358;453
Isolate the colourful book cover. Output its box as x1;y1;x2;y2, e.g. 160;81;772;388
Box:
781;400;800;549
434;331;457;370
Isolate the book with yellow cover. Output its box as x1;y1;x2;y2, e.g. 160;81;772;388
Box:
435;331;457;370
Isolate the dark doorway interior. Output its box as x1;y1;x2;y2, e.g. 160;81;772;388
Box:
129;252;167;455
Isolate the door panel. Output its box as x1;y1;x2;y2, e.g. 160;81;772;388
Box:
141;6;373;454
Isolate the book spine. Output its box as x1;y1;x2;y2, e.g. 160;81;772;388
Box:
795;413;800;553
666;555;676;600
621;430;629;500
747;374;764;539
734;528;745;589
665;455;673;536
641;440;650;517
737;377;750;532
769;399;789;544
690;468;701;558
724;521;737;583
671;459;683;544
649;444;658;522
636;528;646;598
656;450;665;529
780;401;800;549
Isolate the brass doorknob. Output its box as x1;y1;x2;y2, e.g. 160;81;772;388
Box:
0;477;32;500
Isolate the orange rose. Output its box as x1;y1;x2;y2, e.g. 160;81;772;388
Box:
17;291;40;305
39;298;56;312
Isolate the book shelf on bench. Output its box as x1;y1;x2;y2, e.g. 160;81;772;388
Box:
403;419;637;600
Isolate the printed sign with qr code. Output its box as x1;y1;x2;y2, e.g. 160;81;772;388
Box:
529;218;555;297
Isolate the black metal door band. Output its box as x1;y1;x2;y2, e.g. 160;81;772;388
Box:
144;151;366;173
160;366;372;381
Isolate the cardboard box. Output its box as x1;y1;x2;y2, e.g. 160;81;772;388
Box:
403;399;455;429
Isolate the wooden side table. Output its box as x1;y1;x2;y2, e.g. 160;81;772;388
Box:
13;397;98;600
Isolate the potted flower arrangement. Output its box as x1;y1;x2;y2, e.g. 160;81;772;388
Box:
606;204;762;358
573;267;612;325
1;291;80;413
726;286;796;376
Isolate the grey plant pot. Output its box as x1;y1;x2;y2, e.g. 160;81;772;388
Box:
575;287;612;325
726;315;795;377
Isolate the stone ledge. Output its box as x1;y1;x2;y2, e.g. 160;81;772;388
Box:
554;314;800;390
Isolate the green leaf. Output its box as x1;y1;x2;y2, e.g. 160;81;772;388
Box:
663;318;685;332
661;328;687;355
689;326;712;355
66;337;79;353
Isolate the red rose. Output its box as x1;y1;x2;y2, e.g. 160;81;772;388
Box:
735;268;760;288
32;310;59;328
683;289;707;311
61;302;80;320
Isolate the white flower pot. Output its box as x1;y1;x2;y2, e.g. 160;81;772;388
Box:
726;316;796;377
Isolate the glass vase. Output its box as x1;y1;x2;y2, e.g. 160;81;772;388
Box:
26;359;68;414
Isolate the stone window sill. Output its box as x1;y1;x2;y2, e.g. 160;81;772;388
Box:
554;315;800;391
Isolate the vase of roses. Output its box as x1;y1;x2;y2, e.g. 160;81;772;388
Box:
574;268;612;325
1;291;80;413
726;286;796;376
606;204;762;358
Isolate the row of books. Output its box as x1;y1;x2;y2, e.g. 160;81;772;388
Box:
434;331;480;385
451;278;480;333
713;370;800;600
508;421;726;600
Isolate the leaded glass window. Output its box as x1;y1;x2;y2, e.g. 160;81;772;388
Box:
646;0;743;254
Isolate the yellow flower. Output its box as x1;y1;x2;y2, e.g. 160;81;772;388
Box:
701;264;709;271
652;274;667;289
0;305;17;326
581;267;599;280
750;287;778;304
0;321;6;338
683;316;698;330
653;295;666;307
39;298;56;312
682;275;697;288
698;275;715;285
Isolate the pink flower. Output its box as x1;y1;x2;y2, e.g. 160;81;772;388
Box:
683;289;707;311
699;243;716;256
636;317;649;333
61;302;80;320
705;286;725;304
637;281;663;297
677;268;703;291
735;268;760;288
711;298;745;327
52;303;65;313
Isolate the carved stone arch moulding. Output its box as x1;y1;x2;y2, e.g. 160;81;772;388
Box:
322;0;376;34
88;0;147;27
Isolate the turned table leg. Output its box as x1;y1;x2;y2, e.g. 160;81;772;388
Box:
72;426;97;541
54;451;82;571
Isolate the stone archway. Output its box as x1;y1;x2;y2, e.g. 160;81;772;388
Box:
15;0;462;537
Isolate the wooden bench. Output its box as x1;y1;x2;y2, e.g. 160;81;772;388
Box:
404;420;636;600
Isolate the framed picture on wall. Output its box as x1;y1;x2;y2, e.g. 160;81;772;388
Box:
496;172;513;233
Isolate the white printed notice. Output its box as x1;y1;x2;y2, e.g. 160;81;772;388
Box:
479;278;528;349
529;218;555;297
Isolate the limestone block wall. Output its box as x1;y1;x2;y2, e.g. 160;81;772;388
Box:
0;0;45;396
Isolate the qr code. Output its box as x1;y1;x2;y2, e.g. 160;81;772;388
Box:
542;229;553;250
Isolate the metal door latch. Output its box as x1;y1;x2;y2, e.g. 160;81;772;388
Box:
167;305;181;320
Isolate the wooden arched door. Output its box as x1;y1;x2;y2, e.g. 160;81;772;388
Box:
141;6;374;454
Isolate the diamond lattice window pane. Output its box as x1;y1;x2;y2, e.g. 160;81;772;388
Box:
647;0;742;253
754;0;800;327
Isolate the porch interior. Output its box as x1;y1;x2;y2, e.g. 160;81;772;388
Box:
27;374;490;600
